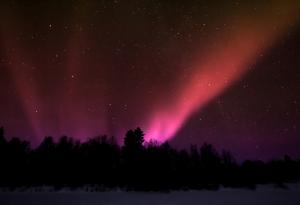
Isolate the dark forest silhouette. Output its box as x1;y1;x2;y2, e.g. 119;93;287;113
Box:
0;126;299;191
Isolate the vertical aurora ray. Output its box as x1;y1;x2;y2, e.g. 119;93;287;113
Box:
61;1;109;139
0;20;42;140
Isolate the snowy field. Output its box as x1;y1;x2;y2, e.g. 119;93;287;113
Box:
1;184;300;205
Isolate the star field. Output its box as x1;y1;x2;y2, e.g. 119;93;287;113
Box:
0;0;300;159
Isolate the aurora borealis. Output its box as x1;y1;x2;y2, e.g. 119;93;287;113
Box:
0;0;300;159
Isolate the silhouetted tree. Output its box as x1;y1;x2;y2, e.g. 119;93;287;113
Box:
32;136;56;186
0;127;7;186
199;143;221;189
80;135;120;187
0;127;4;143
122;127;146;189
0;127;6;152
6;137;30;187
123;127;144;149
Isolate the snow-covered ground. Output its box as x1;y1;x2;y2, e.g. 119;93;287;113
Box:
1;184;300;205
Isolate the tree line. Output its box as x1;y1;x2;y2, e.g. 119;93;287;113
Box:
0;126;299;191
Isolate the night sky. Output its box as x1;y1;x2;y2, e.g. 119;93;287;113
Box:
0;0;299;160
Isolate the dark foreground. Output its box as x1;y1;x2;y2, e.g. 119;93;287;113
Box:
1;127;300;190
0;184;300;205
